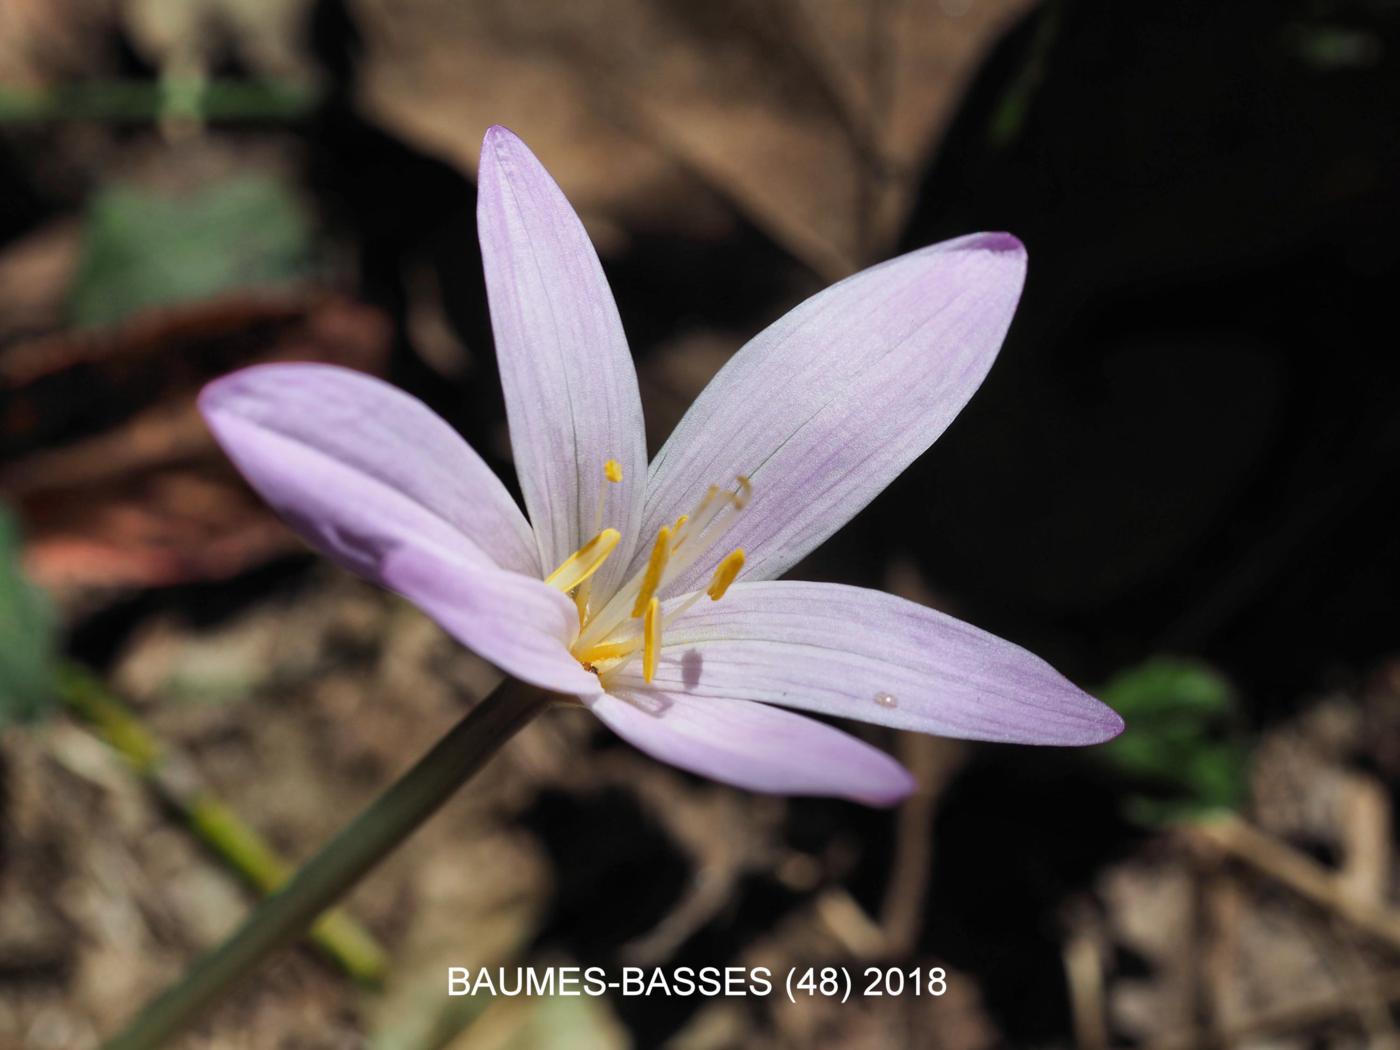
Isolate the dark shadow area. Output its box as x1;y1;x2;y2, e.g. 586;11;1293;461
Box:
875;0;1400;705
917;750;1138;1043
520;786;692;954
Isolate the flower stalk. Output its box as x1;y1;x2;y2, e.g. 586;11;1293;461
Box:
104;676;552;1050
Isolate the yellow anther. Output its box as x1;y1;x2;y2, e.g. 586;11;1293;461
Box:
706;548;745;601
544;528;620;592
631;524;673;617
643;596;661;682
592;459;622;535
733;475;752;509
575;639;638;666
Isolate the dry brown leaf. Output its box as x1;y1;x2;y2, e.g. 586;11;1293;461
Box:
0;220;82;348
0;0;120;87
0;294;391;594
122;0;320;83
352;0;1034;278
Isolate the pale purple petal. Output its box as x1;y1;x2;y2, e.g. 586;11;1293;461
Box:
606;581;1123;746
200;364;539;581
477;125;647;597
631;234;1026;594
382;542;603;697
587;689;915;806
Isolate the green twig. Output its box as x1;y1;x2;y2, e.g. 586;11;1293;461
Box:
0;79;318;125
103;675;552;1050
58;665;388;983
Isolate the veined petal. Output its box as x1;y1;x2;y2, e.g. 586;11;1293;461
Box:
607;581;1123;746
587;690;915;806
633;234;1025;593
201;364;539;581
477;125;646;598
382;542;603;697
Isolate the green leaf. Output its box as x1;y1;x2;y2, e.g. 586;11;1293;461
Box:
1097;657;1248;825
0;507;58;727
67;174;314;328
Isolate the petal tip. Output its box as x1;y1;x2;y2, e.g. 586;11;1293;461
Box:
197;362;343;421
477;125;550;214
1096;705;1127;743
859;762;918;808
481;124;536;173
962;231;1025;258
482;123;521;150
196;374;231;417
198;364;266;424
1066;698;1126;746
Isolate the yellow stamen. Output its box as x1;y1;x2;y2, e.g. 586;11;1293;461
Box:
572;586;589;626
631;524;673;617
592;458;622;535
733;475;752;509
643;596;661;682
668;513;692;553
569;473;756;656
671;485;724;554
544;528;620;592
575;639;638;666
706;548;745;601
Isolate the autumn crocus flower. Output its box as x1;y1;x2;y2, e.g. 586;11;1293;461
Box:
200;126;1121;806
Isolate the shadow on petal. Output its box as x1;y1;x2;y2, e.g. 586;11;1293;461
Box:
680;648;704;690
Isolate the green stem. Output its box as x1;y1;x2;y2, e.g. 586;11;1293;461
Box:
58;665;387;983
103;677;552;1050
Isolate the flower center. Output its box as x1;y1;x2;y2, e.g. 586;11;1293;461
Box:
543;461;748;685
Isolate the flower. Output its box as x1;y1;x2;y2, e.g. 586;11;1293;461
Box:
200;126;1123;806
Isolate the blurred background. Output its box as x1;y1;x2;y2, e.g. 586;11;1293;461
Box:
2;1;1399;1047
